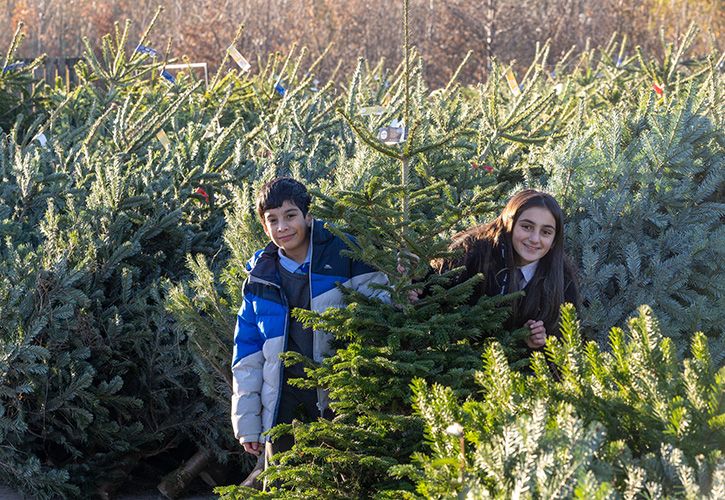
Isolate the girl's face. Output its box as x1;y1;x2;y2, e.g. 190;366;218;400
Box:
511;206;556;266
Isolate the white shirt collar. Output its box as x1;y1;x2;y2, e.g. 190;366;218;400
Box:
278;242;312;274
518;260;539;287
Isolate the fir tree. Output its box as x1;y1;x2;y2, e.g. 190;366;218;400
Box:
0;23;47;134
402;304;725;498
543;55;724;360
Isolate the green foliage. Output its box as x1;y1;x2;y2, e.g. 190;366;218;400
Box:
544;71;724;355
406;305;725;498
0;22;48;134
0;10;722;499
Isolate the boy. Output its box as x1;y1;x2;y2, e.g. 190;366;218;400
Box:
231;177;388;477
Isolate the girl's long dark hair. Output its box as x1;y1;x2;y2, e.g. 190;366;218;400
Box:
435;189;577;336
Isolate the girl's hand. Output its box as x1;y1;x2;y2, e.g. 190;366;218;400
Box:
525;320;547;348
397;251;421;303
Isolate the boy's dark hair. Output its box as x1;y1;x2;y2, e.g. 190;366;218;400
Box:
256;177;312;221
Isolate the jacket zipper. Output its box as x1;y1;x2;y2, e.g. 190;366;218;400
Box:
308;221;325;417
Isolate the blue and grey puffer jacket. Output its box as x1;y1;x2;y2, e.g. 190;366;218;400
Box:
231;219;388;444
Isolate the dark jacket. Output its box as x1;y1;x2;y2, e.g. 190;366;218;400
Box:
231;220;388;445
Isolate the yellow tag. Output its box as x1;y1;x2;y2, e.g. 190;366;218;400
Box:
156;129;170;150
360;105;386;116
505;69;521;96
227;45;251;72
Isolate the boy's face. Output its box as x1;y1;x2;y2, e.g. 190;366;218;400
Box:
262;200;312;262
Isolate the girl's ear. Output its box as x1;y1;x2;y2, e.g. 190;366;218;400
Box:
305;213;313;227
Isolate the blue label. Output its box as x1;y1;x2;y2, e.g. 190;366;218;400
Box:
2;61;26;73
160;69;176;83
136;44;159;56
274;83;286;96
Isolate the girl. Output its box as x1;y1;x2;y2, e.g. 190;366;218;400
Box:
433;189;578;349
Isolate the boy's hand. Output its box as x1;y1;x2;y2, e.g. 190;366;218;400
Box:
243;441;262;456
524;320;547;348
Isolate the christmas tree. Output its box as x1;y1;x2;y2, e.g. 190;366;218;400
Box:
403;304;725;498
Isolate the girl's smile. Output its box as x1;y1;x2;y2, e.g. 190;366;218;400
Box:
512;207;556;266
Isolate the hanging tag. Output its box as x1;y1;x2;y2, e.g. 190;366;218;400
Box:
310;78;320;92
160;68;176;84
505;68;521;96
652;82;664;96
616;56;624;68
227;45;251;72
274;82;286;96
35;133;48;148
445;422;464;437
135;44;159;57
2;61;27;73
360;105;386;116
203;118;220;139
156;129;171;150
194;187;209;203
377;119;406;145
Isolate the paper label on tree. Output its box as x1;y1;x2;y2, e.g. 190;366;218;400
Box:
2;61;26;73
160;68;175;84
360;105;386;116
377;119;406;145
274;82;286;96
35;133;48;148
136;44;159;57
505;69;521;96
156;130;170;150
227;45;251;72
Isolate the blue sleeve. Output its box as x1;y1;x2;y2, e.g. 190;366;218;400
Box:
232;293;264;366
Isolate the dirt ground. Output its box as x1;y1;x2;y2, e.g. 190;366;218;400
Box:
0;484;216;499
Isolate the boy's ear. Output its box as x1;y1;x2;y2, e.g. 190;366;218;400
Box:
305;213;313;227
261;219;271;237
